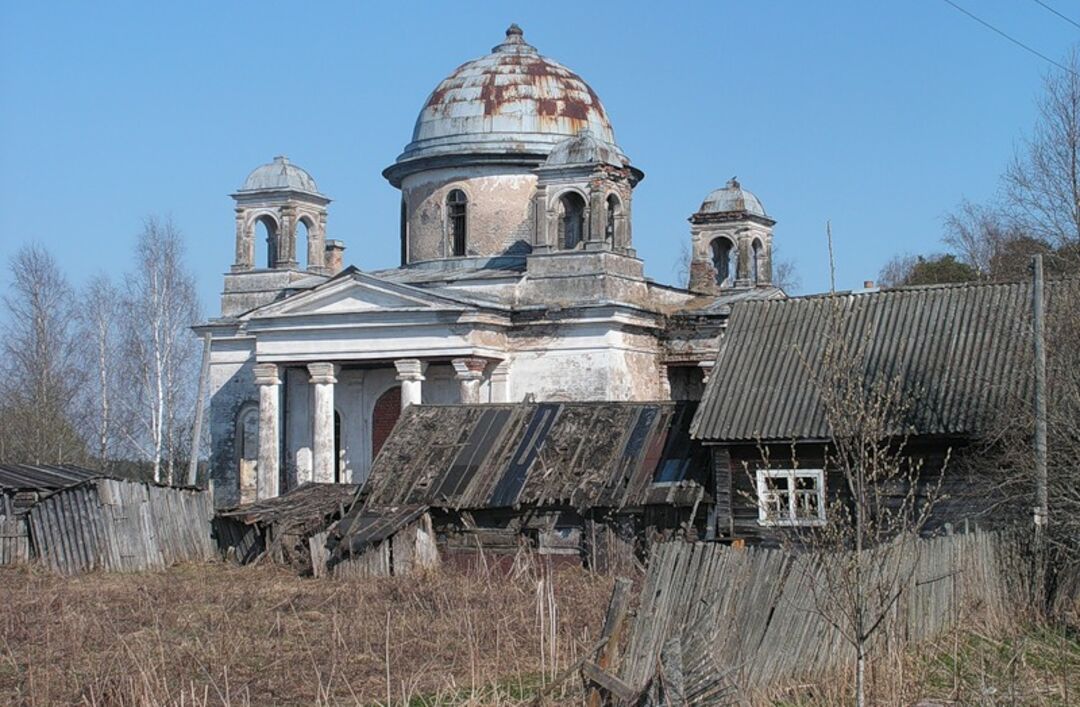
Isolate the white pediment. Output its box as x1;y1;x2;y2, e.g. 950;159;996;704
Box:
247;272;474;320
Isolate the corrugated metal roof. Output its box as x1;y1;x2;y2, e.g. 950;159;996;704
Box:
691;279;1079;442
0;464;101;491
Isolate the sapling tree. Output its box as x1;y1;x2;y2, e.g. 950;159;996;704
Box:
750;293;945;706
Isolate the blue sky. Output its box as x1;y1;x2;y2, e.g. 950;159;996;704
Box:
1;1;1077;312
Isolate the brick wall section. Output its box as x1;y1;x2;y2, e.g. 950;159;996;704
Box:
371;387;402;460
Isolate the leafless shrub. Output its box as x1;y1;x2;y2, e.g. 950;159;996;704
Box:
961;279;1080;616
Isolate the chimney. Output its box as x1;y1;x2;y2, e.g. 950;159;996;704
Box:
324;240;346;275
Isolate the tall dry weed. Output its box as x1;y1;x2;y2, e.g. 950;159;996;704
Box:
0;559;612;706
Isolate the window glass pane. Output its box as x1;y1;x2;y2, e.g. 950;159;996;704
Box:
765;476;789;491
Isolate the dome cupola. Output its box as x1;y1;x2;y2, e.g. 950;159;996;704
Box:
698;178;768;219
543;129;625;169
239;155;322;196
389;25;642;266
384;25;626;186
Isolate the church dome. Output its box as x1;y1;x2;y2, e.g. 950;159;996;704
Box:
699;178;768;218
239;156;321;195
385;25;621;184
543;129;624;168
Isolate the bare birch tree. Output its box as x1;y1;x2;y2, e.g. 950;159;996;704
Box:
118;217;201;484
0;244;86;464
79;274;121;466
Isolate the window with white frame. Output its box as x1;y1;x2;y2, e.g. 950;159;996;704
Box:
756;469;826;526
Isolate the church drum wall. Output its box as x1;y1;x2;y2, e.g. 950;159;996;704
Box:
402;167;536;262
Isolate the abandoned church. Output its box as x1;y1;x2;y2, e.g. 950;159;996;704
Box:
197;25;784;509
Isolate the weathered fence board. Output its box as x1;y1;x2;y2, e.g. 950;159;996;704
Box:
0;503;30;565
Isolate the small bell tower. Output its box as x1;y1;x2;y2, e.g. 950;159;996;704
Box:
531;130;642;255
222;156;343;316
688;178;774;295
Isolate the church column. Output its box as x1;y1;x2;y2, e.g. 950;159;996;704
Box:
452;358;486;404
232;209;252;271
307;362;338;484
489;360;510;402
532;188;552;253
394;359;426;410
586;189;606;247
277;206;298;269
734;235;752;287
253;363;281;499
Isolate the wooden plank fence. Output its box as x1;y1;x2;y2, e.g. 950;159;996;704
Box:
28;478;216;575
618;531;1017;700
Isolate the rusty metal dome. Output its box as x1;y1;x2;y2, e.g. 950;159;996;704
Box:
385;25;624;186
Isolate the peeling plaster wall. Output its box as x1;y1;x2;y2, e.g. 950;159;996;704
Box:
207;337;256;509
402;167;536;261
506;322;664;401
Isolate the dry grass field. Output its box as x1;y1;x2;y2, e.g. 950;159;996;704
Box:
0;560;613;706
1;560;1077;706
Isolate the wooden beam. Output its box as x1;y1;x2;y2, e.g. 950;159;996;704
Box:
587;576;633;707
582;661;637;703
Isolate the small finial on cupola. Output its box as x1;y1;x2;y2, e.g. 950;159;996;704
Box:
728;176;739;188
493;23;534;53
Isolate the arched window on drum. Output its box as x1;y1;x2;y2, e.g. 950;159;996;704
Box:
447;189;468;257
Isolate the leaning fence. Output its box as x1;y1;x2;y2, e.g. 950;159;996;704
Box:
28;478;216;575
617;531;1020;701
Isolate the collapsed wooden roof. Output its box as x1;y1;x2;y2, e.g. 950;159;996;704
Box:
328;401;708;564
218;483;359;526
359;401;707;512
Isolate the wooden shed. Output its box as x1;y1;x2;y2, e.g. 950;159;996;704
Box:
691;279;1079;545
0;464;101;565
326;401;712;576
